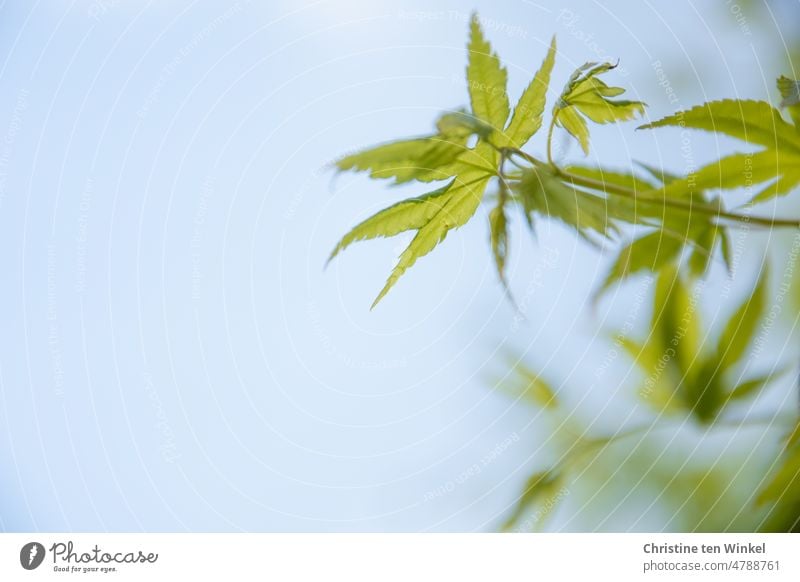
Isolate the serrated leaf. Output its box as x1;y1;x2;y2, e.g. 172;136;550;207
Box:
503;36;557;148
639;99;800;152
553;61;645;155
778;76;800;109
328;182;454;262
467;14;509;131
336;135;468;184
653;149;800;203
555;106;590;154
640;99;800;203
568;94;645;124
565;165;657;192
517;166;620;243
636;161;680;185
778;75;800;127
372;168;493;307
716;266;769;371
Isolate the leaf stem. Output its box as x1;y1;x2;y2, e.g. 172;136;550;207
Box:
545;118;557;167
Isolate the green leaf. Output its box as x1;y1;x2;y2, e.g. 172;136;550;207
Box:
716;266;769;371
489;201;509;286
436;108;494;140
553;62;646;155
636;161;680;185
725;369;786;404
503;36;557;148
565;165;657;192
639;99;800;152
335;135;468;185
517;166;621;243
653;266;701;379
555;106;590;154
467;14;509;131
598;229;684;294
686;223;721;277
502;360;559;409
757;423;800;508
501;471;564;531
687;360;726;422
328;182;454;262
372;166;493;308
652;149;800;202
778;76;800;109
777;75;800;127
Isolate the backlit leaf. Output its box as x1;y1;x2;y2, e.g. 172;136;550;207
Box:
503;36;557;148
467;14;509;131
554;61;646;154
328;182;454;262
517;166;621;243
372;168;493;307
640;99;800;203
336;135;468;185
777;75;800;127
639;99;800;152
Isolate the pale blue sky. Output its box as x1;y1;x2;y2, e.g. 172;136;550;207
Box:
0;0;797;531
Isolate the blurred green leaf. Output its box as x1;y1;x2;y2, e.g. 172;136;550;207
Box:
598;230;683;295
716;266;769;371
725;369;787;404
501;470;564;531
328;182;453;262
758;422;800;514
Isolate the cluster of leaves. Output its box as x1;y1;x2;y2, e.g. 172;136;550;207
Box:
330;14;655;306
328;13;800;531
330;15;800;308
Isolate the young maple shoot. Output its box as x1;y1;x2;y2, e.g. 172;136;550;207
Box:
327;13;800;531
329;14;798;308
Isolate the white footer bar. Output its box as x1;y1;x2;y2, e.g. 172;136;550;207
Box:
1;533;798;581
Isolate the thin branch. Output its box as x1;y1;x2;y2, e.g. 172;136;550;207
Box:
502;146;800;230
